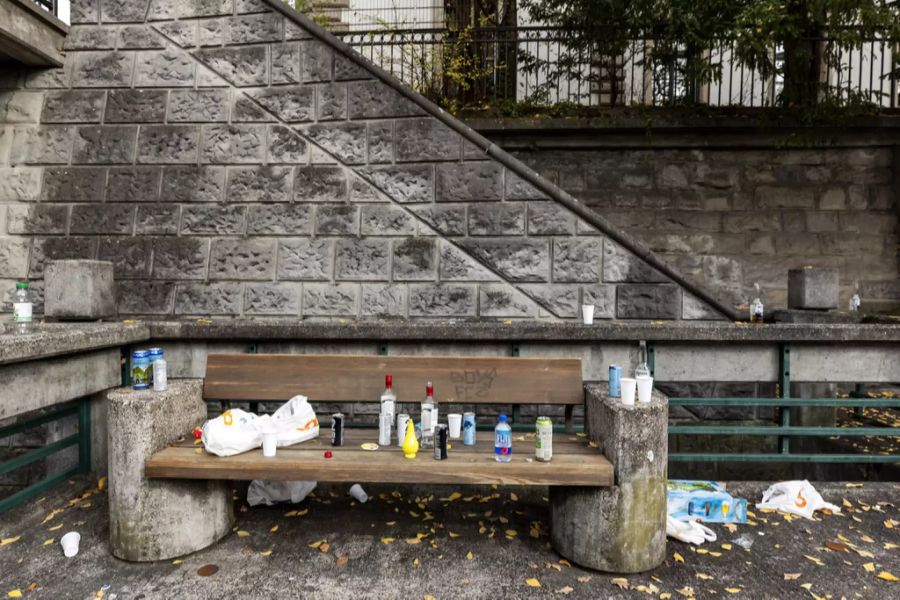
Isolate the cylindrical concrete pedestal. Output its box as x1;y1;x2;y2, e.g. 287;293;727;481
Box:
550;385;667;573
107;380;234;561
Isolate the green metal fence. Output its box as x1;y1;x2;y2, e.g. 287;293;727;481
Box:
651;343;900;464
0;398;91;514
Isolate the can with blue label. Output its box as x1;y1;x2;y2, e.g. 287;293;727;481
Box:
609;364;622;398
148;348;164;384
463;412;476;446
132;350;150;390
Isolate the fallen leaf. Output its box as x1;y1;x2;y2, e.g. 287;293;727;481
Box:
270;525;279;533
423;595;435;600
860;534;875;543
863;562;875;572
845;483;863;488
172;559;183;565
545;562;561;572
0;537;21;548
24;585;36;592
877;571;899;582
386;521;396;526
725;588;742;594
784;573;801;580
505;529;517;537
405;538;421;545
660;594;672;600
559;559;571;567
577;576;592;583
837;534;851;543
308;540;324;549
674;552;685;563
825;541;849;552
610;578;629;589
854;548;875;559
558;586;574;595
7;591;22;598
676;587;695;597
197;564;219;577
696;573;713;581
885;519;897;530
801;583;812;590
97;476;107;491
448;531;460;538
724;523;738;533
510;493;519;501
335;555;348;567
885;543;899;550
319;543;330;553
804;555;824;566
721;543;732;551
466;551;473;560
499;516;509;524
260;550;272;557
412;558;419;566
236;530;250;538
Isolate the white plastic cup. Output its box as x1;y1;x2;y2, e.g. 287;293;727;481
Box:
582;304;595;325
447;413;462;439
60;531;81;558
349;483;368;504
262;431;277;458
636;376;654;404
620;377;637;406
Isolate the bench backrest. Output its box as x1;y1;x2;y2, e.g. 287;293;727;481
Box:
204;354;583;405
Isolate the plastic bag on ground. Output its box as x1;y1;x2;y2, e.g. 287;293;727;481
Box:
756;480;841;519
667;480;747;524
248;480;317;506
202;395;319;457
667;516;717;545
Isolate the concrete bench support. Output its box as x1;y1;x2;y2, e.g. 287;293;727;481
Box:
550;385;667;572
107;380;233;562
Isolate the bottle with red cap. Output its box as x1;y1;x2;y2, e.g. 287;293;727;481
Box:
380;375;396;423
420;381;435;448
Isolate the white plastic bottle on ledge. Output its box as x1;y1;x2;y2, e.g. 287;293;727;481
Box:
153;357;168;391
13;282;33;335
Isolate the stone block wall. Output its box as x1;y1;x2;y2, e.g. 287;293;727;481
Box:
506;144;899;312
0;0;723;321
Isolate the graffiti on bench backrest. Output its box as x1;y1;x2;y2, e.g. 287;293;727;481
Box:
449;368;498;402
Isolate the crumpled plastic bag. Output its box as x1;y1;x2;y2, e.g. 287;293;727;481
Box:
667;516;717;545
248;480;317;506
756;480;841;519
202;395;319;457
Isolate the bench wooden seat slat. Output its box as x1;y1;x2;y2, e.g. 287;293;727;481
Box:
145;445;613;486
204;354;583;405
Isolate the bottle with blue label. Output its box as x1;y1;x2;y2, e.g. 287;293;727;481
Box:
494;413;512;462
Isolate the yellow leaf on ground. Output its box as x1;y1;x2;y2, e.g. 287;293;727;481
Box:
559;559;571;567
725;588;742;594
860;534;875;543
660;594;672;600
696;573;713;580
721;543;732;551
24;585;36;592
610;578;629;589
47;524;63;532
885;519;897;529
854;548;875;559
801;583;812;590
674;552;685;563
525;578;541;588
335;555;348;567
784;573;801;580
837;534;851;543
381;537;395;544
236;530;250;537
863;562;875;572
270;525;279;533
845;483;863;488
724;523;738;533
505;530;517;537
172;559;183;565
558;586;574;595
423;595;435;600
386;521;396;526
308;540;324;549
97;476;107;491
499;516;509;524
877;571;899;582
466;551;474;560
260;550;272;557
510;493;519;501
0;537;21;548
413;558;419;566
676;587;695;597
405;538;421;545
885;543;899;550
804;555;824;566
42;538;54;546
8;591;23;598
448;532;460;538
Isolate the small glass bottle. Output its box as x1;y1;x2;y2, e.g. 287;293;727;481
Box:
380;374;396;423
12;282;33;335
635;340;650;378
749;283;764;324
848;282;861;313
420;381;435;449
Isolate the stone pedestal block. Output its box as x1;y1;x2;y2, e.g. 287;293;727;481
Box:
107;380;233;562
788;268;838;310
44;260;117;320
550;384;667;573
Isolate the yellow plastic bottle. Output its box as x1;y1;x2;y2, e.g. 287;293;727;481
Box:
402;418;419;459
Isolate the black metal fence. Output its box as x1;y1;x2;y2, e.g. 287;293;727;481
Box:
337;26;900;110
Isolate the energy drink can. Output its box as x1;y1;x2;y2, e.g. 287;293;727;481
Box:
378;412;391;446
433;424;448;460
132;350;150;390
331;413;344;446
396;413;410;447
463;412;476;446
609;364;622;398
535;416;553;462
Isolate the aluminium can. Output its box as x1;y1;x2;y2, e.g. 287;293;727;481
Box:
535;416;553;462
433;424;448;460
609;364;622;398
396;413;410;447
378;412;392;446
148;347;163;384
463;412;476;446
132;350;150;390
331;413;344;447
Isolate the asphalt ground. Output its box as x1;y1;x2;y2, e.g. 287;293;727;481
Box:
0;478;897;599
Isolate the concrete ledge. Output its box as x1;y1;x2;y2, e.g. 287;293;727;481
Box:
0;0;68;67
0;323;149;366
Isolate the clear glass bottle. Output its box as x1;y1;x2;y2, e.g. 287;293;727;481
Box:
750;283;764;324
12;282;33;335
380;374;396;422
635;340;650;378
420;381;435;448
848;282;861;313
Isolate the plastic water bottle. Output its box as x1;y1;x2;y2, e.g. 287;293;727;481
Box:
494;413;512;462
12;282;33;335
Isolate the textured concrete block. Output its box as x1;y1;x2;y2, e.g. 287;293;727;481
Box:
244;282;300;315
788;267;838;310
334;54;369;81
361;283;406;317
65;25;118;50
361;165;433;204
72;52;134;87
107;381;234;561
117;281;175;314
270;42;301;84
417;205;466;237
460;239;549;282
28;237;97;278
304;122;367;165
317;83;347;121
117;25;165;50
41;167;106;202
100;0;150;22
105;89;167;123
553;239;602;283
70;204;135;234
155;21;199;48
393;238;437;281
41;91;105;123
226;166;292;203
232;96;271;122
505;171;548;200
73;126;138;164
98;236;151;279
225;13;283;44
520;284;579;318
479;284;538;318
409;283;476;317
527;202;575;235
10;126;73;164
202;124;265;164
175;282;242;314
277;239;332;280
582;284;616;319
0;237;30;278
335;238;390;280
468;204;525;236
180;205;246;235
301;41;333;82
616;284;681;319
551;385;667;573
44;260;116;320
162;166;225;203
367;121;393;163
294;166;347;202
436;162;503;202
106;167;162;203
303;283;358;316
135;204;180;235
268;125;307;163
151;238;209;279
0;167;41;201
603;240;669;283
195;46;268;87
248;86;314;122
347;80;423;119
209;238;275;280
244;203;310;235
315;205;359;235
138;126;200;164
395;118;460;162
168;89;229;122
6;204;69;235
438;242;497;282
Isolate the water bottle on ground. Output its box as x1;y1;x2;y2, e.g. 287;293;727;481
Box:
12;282;33;335
494;413;512;463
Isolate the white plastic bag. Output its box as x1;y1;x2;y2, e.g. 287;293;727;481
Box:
756;480;841;519
202;395;319;457
666;516;717;545
247;480;317;506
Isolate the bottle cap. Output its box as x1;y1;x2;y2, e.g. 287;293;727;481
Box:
15;282;28;289
498;413;507;422
426;381;433;395
385;374;392;387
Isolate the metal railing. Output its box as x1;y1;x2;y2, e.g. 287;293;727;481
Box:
32;0;57;16
0;398;91;514
337;26;900;109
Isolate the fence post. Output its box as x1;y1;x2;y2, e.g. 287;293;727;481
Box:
78;397;91;475
779;344;791;456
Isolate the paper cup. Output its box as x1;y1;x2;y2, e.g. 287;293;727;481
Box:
262;431;277;457
636;376;654;404
349;483;368;503
447;413;462;439
60;532;81;558
620;377;637;406
582;304;595;325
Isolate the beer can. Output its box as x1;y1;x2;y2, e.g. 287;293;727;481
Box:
331;413;344;446
433;424;448;460
378;412;391;446
148;348;163;384
535;416;553;462
132;350;150;390
609;364;622;398
396;413;410;447
463;412;476;446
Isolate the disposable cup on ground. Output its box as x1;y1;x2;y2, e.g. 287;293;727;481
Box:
60;532;81;558
636;376;654;403
349;483;368;503
447;413;462;438
621;377;637;406
582;304;595;325
262;431;277;457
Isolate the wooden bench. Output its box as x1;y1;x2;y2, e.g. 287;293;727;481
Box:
146;354;614;487
110;353;667;572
